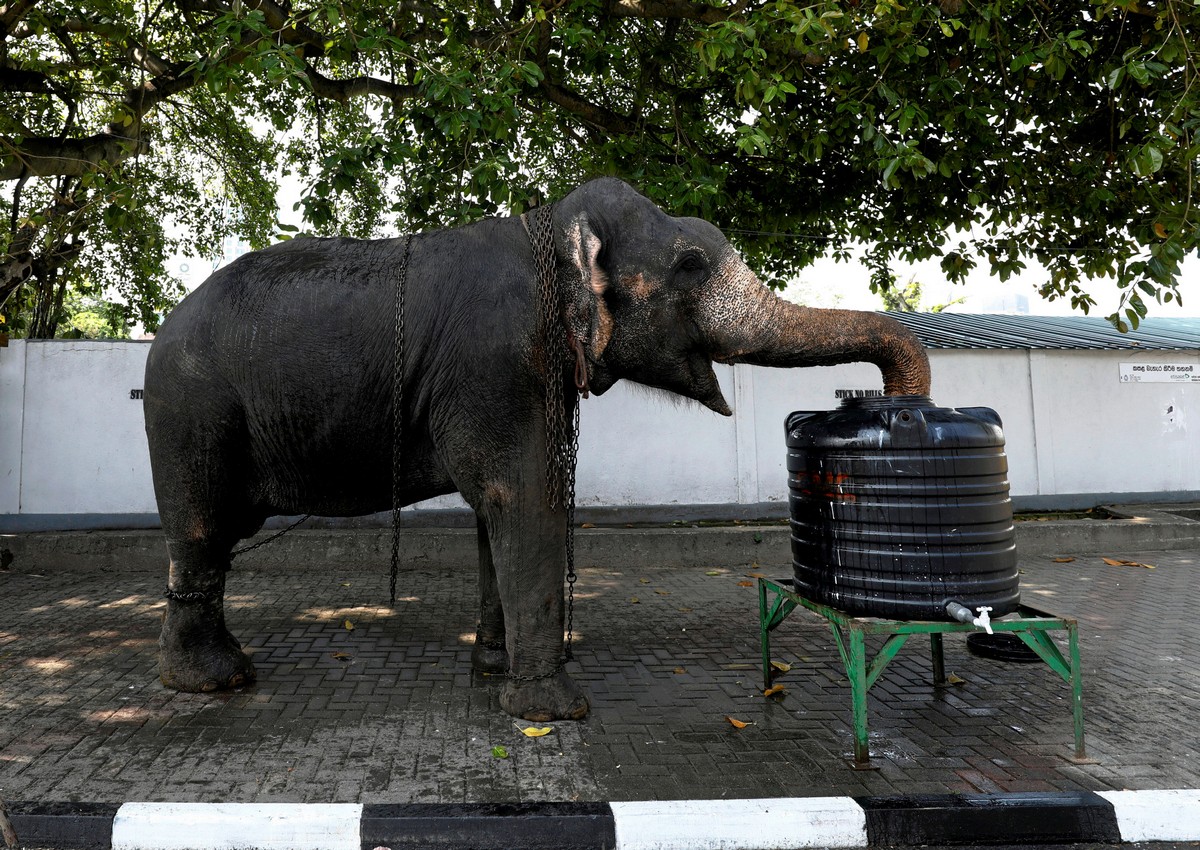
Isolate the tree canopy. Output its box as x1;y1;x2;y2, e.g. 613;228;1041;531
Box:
2;0;1197;337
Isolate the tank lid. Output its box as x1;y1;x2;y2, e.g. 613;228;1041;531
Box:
838;394;933;411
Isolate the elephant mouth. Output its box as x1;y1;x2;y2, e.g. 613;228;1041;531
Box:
588;355;731;415
692;357;732;416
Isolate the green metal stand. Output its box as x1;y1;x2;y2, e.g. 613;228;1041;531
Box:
758;578;1088;769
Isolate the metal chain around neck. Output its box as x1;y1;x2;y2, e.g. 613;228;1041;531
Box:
524;203;581;662
391;235;412;608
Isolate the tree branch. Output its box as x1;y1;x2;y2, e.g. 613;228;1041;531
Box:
0;61;53;93
303;63;418;102
0;132;139;180
0;0;38;35
538;78;644;135
606;0;736;24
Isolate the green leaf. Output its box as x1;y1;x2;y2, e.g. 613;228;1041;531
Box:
491;745;509;759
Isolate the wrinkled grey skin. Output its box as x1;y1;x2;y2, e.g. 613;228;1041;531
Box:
144;177;930;720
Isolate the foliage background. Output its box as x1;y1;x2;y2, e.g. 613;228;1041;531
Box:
2;0;1197;337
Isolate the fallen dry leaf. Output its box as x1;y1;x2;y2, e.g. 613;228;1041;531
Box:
725;716;751;729
1103;557;1155;569
580;523;596;528
655;589;671;596
736;580;754;587
705;570;722;576
1052;557;1075;563
639;578;650;584
340;582;352;587
946;673;966;685
331;652;352;660
763;684;785;697
678;607;693;613
746;572;766;579
630;596;640;604
519;726;553;737
673;667;686;675
342;619;355;631
769;660;792;673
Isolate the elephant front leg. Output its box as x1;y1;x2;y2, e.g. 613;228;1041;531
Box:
471;515;508;675
478;490;588;722
159;539;256;692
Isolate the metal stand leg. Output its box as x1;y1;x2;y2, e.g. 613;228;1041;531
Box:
931;633;946;686
848;629;871;768
1068;622;1091;762
759;580;771;690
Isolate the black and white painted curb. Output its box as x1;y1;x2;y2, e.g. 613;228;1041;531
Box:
7;790;1200;849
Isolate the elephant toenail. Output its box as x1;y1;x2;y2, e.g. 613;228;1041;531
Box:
201;680;219;692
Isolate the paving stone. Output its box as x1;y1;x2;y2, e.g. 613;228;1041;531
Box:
1;549;1198;803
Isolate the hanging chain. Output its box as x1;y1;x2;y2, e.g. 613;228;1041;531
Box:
390;235;412;608
563;399;580;661
224;513;311;563
527;206;571;510
524;204;582;665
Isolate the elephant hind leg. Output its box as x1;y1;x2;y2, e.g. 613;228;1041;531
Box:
147;387;261;692
159;537;257;692
471;515;508;675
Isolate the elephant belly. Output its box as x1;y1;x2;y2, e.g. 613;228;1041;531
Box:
247;437;456;518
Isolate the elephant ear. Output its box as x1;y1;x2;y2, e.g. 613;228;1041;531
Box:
564;213;613;361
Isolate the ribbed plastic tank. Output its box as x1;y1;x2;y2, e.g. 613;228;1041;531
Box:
786;395;1019;621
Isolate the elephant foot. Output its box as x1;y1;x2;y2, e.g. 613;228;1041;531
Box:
468;638;506;672
159;602;257;693
500;669;589;721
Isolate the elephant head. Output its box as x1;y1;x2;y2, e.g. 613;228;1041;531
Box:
549;178;931;411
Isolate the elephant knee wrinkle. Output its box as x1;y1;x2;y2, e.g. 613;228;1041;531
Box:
482;481;516;511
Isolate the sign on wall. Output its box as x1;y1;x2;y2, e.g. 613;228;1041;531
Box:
1119;362;1200;384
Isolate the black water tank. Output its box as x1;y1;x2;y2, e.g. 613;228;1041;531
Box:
786;395;1019;621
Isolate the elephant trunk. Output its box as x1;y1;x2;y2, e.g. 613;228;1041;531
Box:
706;269;932;397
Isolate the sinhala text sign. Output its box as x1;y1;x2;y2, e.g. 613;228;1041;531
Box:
1119;362;1200;383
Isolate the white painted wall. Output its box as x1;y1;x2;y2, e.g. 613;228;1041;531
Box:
1;339;1197;528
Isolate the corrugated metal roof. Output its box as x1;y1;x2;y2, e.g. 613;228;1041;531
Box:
882;312;1200;350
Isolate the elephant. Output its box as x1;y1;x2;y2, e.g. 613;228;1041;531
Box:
143;176;930;721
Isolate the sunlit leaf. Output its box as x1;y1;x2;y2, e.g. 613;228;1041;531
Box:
769;660;792;673
1052;557;1075;563
520;726;553;737
725;716;751;729
763;684;785;697
343;619;355;631
1103;557;1154;569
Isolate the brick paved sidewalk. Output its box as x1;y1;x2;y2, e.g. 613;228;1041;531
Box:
1;546;1196;804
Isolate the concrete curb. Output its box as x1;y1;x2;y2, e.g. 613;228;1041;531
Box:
7;791;1200;849
3;508;1199;573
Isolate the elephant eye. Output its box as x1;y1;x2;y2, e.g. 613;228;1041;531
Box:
675;253;708;283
